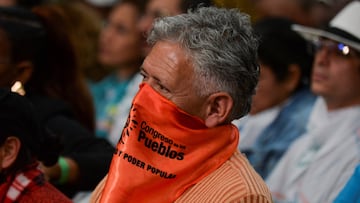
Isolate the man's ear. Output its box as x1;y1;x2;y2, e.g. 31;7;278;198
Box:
0;136;21;169
14;61;33;85
203;92;233;128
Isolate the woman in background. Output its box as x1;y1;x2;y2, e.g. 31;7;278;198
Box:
90;0;146;144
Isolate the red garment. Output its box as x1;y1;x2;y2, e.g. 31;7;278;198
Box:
0;163;72;203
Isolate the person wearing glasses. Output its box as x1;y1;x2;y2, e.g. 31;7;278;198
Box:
266;1;360;202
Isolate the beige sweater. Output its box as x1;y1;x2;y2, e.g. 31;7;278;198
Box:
91;150;272;203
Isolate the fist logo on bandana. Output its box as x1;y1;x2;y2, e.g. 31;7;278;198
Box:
118;105;138;144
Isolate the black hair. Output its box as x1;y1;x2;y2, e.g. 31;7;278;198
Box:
254;17;313;91
17;0;45;8
0;6;96;131
0;6;47;82
0;88;63;177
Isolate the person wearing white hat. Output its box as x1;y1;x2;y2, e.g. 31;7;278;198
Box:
266;1;360;202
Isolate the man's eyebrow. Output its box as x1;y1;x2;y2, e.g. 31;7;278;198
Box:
140;66;161;82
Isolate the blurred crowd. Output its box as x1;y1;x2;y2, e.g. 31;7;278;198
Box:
0;0;358;202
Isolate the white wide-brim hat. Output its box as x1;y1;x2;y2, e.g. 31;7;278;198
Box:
292;1;360;52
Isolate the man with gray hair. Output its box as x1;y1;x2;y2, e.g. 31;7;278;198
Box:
107;0;213;146
91;6;272;203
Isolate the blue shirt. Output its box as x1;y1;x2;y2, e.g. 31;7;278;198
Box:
90;74;131;138
334;165;360;203
243;88;317;178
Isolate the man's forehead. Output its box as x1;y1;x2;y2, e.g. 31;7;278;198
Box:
145;42;184;66
147;0;182;17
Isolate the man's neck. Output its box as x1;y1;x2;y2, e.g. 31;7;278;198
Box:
324;96;360;111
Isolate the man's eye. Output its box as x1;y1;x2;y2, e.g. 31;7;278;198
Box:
140;72;148;81
158;84;165;90
157;83;169;93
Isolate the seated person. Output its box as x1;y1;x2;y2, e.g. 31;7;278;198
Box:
91;7;272;203
233;17;316;178
0;89;71;202
90;0;145;142
108;0;214;146
267;1;360;202
0;6;114;198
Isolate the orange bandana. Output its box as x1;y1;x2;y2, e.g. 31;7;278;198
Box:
100;84;239;203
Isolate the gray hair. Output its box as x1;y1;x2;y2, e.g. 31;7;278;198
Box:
147;7;259;120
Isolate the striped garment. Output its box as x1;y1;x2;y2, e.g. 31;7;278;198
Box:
175;150;272;203
91;150;272;203
0;163;72;203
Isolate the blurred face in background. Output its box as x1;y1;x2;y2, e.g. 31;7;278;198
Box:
98;2;143;67
254;0;304;21
138;0;182;56
0;0;16;7
250;63;292;115
311;39;360;110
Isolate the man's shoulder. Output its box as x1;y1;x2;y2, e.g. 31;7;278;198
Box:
225;151;272;198
176;151;272;203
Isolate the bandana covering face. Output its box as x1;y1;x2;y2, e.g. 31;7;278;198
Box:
100;84;239;203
